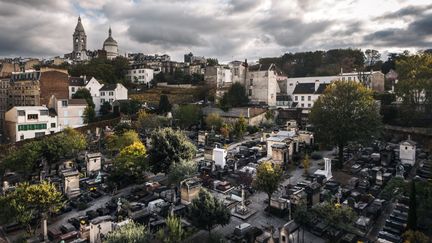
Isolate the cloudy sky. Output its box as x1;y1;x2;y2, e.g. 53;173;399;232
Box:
0;0;431;62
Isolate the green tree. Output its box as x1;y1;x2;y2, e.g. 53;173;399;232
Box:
205;113;223;130
107;130;140;152
100;101;112;115
168;160;197;186
83;106;96;123
402;230;430;243
72;88;94;108
408;181;418;230
42;128;87;165
149;128;196;173
105;221;149;243
154;72;166;83
173;104;202;129
253;161;283;209
1;141;42;176
313;202;356;230
158;95;172;114
156;215;185;243
309;81;381;169
0;181;63;235
114;141;147;177
220;83;249;110
135;110;169;134
206;58;219;66
189;189;231;236
380;177;407;200
395;52;432;106
233;116;247;139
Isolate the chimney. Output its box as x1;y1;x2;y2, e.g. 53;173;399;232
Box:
315;80;320;92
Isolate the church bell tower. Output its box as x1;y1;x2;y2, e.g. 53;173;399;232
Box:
73;16;87;53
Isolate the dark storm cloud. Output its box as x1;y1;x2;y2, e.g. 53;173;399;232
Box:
258;17;333;47
376;4;432;20
0;0;431;60
364;13;432;48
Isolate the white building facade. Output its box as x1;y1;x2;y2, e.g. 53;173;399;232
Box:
247;63;278;107
49;96;87;129
4;106;59;142
99;83;128;105
126;65;154;87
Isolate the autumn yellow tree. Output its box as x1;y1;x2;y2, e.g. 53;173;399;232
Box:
114;141;147;177
253;161;283;209
302;155;310;175
0;181;63;235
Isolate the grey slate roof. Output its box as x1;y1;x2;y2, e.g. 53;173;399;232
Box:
100;83;117;91
292;83;329;94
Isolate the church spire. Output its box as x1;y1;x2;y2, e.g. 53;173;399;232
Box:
109;26;112;37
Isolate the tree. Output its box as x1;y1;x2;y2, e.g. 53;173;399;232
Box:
220;83;249;110
149;128;196;174
114;141;147;177
302;155;310;175
253;161;283;209
135;110;169;134
107;130;140;152
0;181;63;235
158;95;172;114
408;181;418;230
313;202;356;230
402;230;430;243
154;72;166;83
173;104;202;129
395;52;432;106
293;202;313;243
156;215;185;243
83;106;96;124
105;221;149;243
205;113;223;130
189;189;231;236
119;100;141;115
41;128;87;165
309;81;381;169
168;160;197;186
72;88;94;108
233;116;247;139
364;49;381;68
220;123;231;139
1;141;42;176
100;101;112;115
206;58;219;66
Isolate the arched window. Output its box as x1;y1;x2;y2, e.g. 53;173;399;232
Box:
75;38;78;43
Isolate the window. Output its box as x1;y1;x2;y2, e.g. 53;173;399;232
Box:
62;100;68;107
301;103;304;107
72;87;75;92
64;111;68;117
27;114;38;120
109;99;113;103
18;110;25;116
250;79;253;86
249;89;252;96
51;123;56;128
348;77;352;81
295;96;298;101
101;92;105;96
64;119;69;125
308;96;311;101
308;103;311;107
289;83;293;86
20;135;24;140
109;92;114;96
101;99;105;104
301;96;304;101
